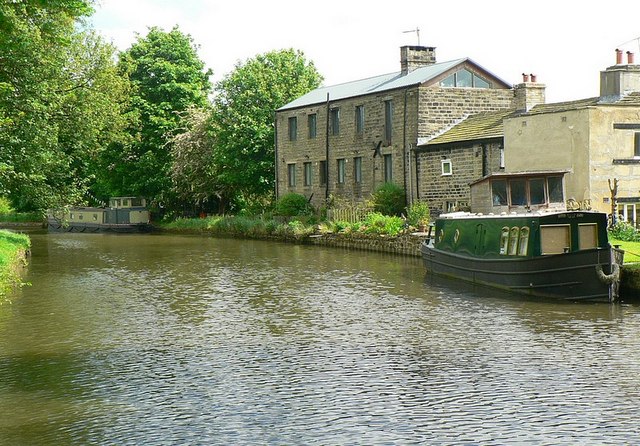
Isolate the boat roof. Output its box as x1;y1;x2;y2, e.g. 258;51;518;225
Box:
469;170;570;186
438;209;604;220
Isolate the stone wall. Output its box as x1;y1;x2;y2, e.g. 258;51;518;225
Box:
308;232;428;257
415;141;503;215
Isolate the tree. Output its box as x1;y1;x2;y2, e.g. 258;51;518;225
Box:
0;0;130;212
95;26;212;205
168;106;232;213
211;49;322;205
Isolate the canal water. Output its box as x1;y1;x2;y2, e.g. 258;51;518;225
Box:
1;232;640;445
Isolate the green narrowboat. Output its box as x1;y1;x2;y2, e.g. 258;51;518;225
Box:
47;197;151;233
421;172;624;302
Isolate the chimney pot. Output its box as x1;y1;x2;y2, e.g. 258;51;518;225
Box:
530;74;537;83
522;73;529;82
616;49;623;64
627;51;635;65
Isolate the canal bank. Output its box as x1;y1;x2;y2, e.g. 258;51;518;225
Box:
0;229;31;299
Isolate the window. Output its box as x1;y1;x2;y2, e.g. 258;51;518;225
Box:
287;163;296;187
635;132;640;157
492;180;508;205
441;159;452;176
499;145;505;169
330;108;340;135
548;177;564;203
518;227;530;256
529;178;546;205
509;179;527;205
353;156;362;183
355;106;364;134
579;223;598;250
540;225;571;255
383;154;393;183
440;69;491;88
319;160;327;185
288;117;297;141
303;162;312;186
337;158;346;184
384;100;393;143
308;114;317;139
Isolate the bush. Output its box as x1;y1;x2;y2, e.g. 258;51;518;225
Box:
609;221;640;242
371;183;406;216
275;193;314;217
406;201;430;227
362;212;405;236
0;197;13;214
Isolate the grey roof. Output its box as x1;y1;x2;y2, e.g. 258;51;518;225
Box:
278;58;508;111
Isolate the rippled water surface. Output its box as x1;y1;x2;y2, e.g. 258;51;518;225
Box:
1;232;640;444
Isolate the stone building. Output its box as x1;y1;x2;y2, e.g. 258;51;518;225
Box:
274;46;516;209
503;50;640;225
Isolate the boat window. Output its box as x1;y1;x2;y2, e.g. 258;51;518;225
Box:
437;229;444;244
578;223;598;249
453;229;460;244
123;199;130;207
492;180;508;206
70;213;75;220
518;227;530;256
548;177;564;203
93;214;98;221
529;178;545;205
78;214;83;220
500;227;510;255
509;179;527;206
508;227;520;255
540;225;571;254
131;198;144;207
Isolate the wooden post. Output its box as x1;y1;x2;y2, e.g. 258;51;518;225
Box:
608;178;618;226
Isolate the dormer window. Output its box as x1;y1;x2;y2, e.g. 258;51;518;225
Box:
440;69;490;88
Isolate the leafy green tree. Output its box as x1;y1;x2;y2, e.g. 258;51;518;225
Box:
0;0;130;212
211;49;322;206
96;26;212;205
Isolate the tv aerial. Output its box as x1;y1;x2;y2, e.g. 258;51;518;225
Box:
403;27;420;46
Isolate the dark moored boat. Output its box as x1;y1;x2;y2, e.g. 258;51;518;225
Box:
47;197;151;233
421;172;624;302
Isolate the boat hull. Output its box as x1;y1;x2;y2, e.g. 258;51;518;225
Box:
421;243;620;302
47;219;152;233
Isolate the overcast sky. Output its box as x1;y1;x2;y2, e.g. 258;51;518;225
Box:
90;0;640;103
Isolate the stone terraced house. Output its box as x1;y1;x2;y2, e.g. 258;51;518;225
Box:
274;46;521;212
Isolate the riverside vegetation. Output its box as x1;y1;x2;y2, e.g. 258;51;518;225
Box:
0;230;30;300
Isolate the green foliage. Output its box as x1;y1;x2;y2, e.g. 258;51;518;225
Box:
609;221;640;242
0;229;30;299
371;183;407;216
0;1;129;212
275;193;314;217
211;49;322;202
0;198;13;215
95;26;212;204
406;201;430;227
362;212;405;236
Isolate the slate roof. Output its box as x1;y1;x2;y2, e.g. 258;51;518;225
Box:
278;58;510;111
420;91;640;148
419;109;516;148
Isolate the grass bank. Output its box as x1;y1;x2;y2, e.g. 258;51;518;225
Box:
609;238;640;263
0;230;31;299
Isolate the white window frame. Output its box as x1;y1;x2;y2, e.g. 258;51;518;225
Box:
441;159;452;176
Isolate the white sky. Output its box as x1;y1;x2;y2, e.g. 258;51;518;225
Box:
89;0;640;103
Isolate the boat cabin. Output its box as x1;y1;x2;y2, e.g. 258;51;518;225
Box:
469;171;568;215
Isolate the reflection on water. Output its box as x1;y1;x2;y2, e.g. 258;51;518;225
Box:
1;232;640;444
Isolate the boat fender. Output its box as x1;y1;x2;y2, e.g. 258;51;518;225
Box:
596;263;620;285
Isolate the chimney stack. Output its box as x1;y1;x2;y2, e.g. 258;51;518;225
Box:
400;46;436;75
600;50;640;101
514;73;545;112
